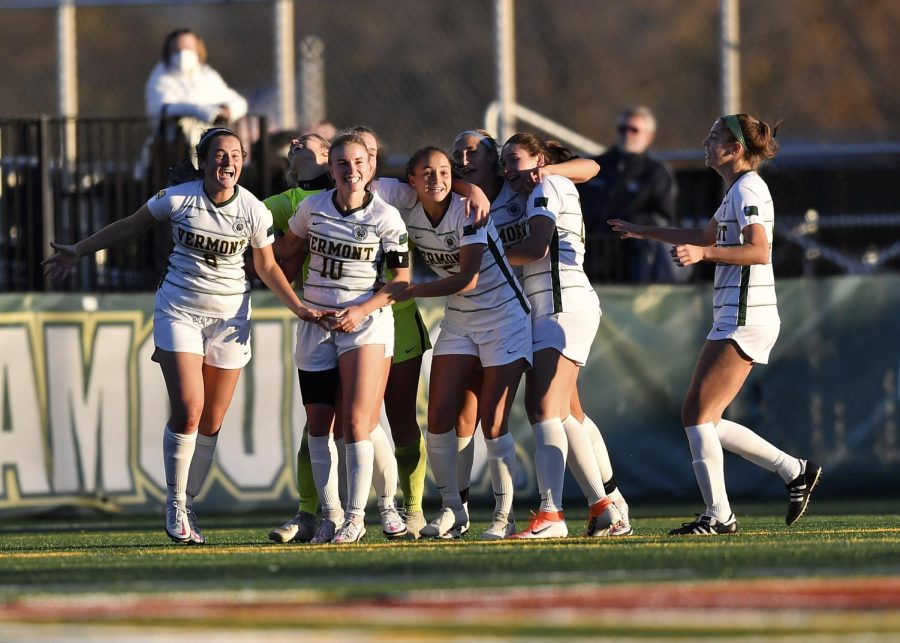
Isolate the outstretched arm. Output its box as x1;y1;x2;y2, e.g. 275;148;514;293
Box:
608;216;717;247
42;204;157;279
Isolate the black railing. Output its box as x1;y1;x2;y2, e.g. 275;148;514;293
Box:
1;115;270;292
2;116;899;292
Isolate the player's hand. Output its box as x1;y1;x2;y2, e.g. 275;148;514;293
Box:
463;189;490;229
607;219;646;240
41;242;80;280
331;305;365;333
671;244;704;267
392;282;416;303
525;166;551;190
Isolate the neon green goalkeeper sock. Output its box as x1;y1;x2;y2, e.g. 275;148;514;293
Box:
395;433;427;514
297;429;319;515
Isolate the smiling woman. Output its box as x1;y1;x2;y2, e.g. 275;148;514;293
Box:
278;133;412;545
41;127;323;546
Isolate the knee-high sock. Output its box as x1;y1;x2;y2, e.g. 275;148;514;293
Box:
685;422;731;521
426;431;463;511
309;434;342;523
581;414;626;505
297;429;319;515
335;435;348;509
345;439;374;519
370;424;398;509
395;432;427;514
163;426;196;508
532;418;568;513
562;416;607;506
484;432;517;515
581;414;614;483
457;433;475;500
716;419;802;482
186;432;218;510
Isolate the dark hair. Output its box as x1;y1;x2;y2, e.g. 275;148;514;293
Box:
162;28;207;66
168;127;244;186
196;127;243;161
720;114;780;170
406;146;451;178
503;132;574;165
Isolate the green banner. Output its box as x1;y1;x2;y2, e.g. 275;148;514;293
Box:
0;275;897;517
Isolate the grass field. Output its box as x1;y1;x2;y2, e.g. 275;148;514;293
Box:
1;501;899;640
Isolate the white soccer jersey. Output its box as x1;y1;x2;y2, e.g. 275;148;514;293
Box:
147;181;273;318
404;194;529;332
490;181;530;251
371;177;418;211
712;171;780;327
523;175;599;318
288;190;408;309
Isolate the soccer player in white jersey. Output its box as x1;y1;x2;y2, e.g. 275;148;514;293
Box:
495;133;629;539
395;147;531;539
43;128;323;544
610;114;822;535
449;130;631;529
348;127;490;539
280;133;411;544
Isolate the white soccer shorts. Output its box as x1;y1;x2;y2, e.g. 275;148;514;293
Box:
531;309;600;367
432;316;532;368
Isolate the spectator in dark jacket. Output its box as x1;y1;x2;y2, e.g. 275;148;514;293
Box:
578;106;681;283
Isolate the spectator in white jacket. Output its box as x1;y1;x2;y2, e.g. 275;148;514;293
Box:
145;29;248;155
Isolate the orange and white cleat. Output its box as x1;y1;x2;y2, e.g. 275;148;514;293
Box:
585;497;632;537
509;510;568;539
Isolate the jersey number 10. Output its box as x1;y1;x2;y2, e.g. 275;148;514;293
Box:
320;257;344;279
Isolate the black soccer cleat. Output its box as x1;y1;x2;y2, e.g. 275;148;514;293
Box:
668;513;738;536
785;459;822;525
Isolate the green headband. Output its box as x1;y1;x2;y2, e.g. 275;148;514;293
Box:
721;115;747;150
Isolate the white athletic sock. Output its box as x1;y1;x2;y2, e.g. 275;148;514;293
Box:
426;431;463;511
309;434;342;522
484;432;517;515
456;433;475;498
186;432;218;510
335;435;348;509
562;416;607;506
716;419;802;483
163;426;196;508
685;422;731;521
581;414;615;484
532;418;568;513
345;439;375;519
370;424;398;509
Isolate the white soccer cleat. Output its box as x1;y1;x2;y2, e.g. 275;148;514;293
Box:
585;499;628;537
332;517;367;544
403;511;427;540
379;505;408;540
165;501;191;543
187;509;206;545
268;511;317;544
309;518;338;544
480;510;516;540
509;510;569;539
612;496;631;532
419;507;467;539
459;501;470;536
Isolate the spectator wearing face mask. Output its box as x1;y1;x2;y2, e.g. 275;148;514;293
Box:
145;28;248;154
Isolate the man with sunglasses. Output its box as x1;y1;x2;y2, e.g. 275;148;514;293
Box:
578;106;679;283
